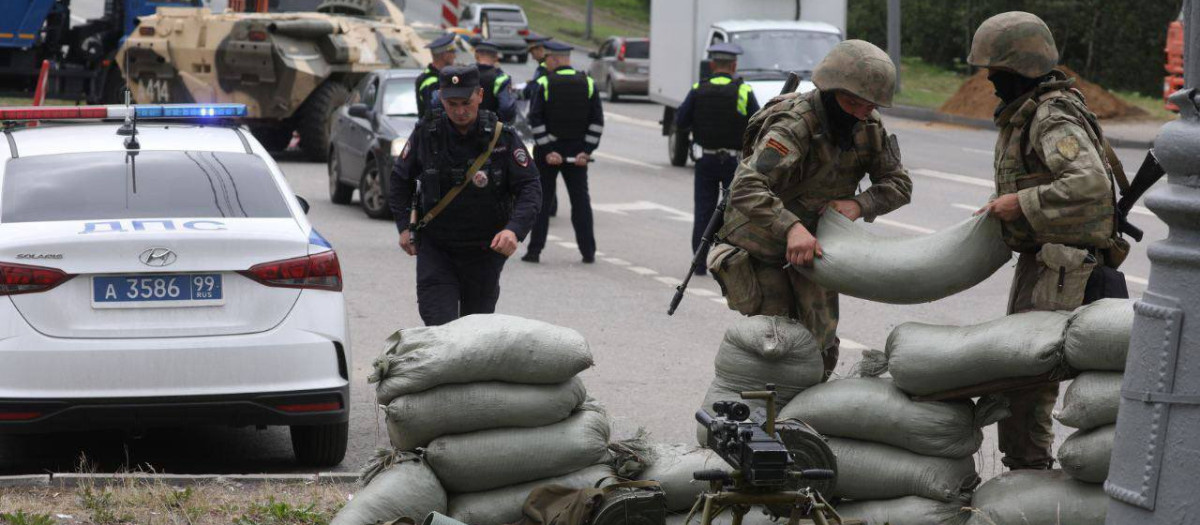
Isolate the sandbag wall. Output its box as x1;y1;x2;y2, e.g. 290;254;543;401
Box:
333;315;617;525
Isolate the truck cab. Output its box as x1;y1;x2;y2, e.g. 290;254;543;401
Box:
705;20;841;111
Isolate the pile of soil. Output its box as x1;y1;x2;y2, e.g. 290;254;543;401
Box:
939;66;1147;121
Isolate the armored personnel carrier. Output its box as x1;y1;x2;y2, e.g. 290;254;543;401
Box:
118;0;429;160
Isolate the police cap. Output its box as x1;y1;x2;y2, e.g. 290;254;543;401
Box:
439;65;481;100
524;32;551;45
706;42;743;61
426;33;457;54
474;39;501;54
543;40;573;56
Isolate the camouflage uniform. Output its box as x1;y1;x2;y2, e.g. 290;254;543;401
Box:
710;88;912;376
972;11;1120;470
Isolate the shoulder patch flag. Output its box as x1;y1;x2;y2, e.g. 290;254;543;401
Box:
765;137;790;157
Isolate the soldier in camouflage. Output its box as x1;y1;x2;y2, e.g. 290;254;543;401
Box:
708;40;912;379
969;11;1121;470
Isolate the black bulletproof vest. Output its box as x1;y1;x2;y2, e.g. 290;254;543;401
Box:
417;112;510;247
545;71;590;140
692;77;748;150
479;66;501;114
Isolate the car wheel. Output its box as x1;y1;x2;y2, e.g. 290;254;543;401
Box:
296;81;351;162
607;80;620;102
328;148;354;205
290;422;348;467
360;159;393;219
668;125;689;167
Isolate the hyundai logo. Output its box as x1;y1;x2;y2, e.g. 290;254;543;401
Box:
139;248;177;267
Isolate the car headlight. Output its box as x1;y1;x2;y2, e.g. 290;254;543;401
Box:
390;138;407;158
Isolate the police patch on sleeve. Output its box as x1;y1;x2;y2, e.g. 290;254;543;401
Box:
513;147;530;167
1055;136;1080;161
400;140;411;159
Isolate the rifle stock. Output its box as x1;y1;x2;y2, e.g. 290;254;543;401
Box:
669;187;730;315
1117;151;1166;243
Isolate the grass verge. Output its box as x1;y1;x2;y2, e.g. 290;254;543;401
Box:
1112;90;1177;122
503;0;647;49
893;56;969;110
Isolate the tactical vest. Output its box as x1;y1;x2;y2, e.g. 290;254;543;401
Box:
692;76;751;150
416;66;440;117
539;69;592;140
994;83;1115;253
478;66;509;115
719;90;887;261
416;111;511;245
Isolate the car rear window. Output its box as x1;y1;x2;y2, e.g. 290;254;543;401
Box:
482;8;525;23
623;40;649;59
1;151;292;223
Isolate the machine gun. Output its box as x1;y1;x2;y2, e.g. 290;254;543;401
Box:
688;385;857;525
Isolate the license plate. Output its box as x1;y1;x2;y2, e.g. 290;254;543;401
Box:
637;66;649;74
92;274;224;309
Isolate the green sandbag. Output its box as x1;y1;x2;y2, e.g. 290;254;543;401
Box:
779;378;1009;458
448;464;614;525
331;453;446;525
1063;298;1134;371
386;378;587;450
636;444;724;512
835;496;970;525
826;437;978;503
1054;372;1121;430
965;470;1107;525
1057;425;1115;484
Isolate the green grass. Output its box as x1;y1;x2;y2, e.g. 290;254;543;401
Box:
893;56;969;109
1112;89;1177;122
504;0;647;49
0;510;57;525
233;497;331;525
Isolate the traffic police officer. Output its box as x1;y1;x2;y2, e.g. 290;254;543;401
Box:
431;39;517;123
675;43;760;275
416;33;458;120
709;40;912;379
522;33;552;100
969;12;1123;470
390;65;542;326
522;40;604;263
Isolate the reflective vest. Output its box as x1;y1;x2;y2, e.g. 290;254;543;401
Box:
537;68;594;140
692;75;752;150
478;66;510;115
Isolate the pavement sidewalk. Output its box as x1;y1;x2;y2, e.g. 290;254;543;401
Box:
882;105;1167;150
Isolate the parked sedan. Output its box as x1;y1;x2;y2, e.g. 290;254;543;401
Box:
328;69;422;219
457;3;531;62
587;36;650;101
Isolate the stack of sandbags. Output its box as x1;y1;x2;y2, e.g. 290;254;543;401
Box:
964;470;1107;524
695;316;825;445
1054;299;1134;485
331;451;447;525
780;378;994;524
335;314;615;525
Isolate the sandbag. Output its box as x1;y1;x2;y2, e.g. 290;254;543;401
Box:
637;444;724;512
370;314;594;404
1057;424;1115;484
1054;372;1122;430
826;437;978;503
331;454;446;525
778;378;1009;458
835;496;970;525
386;378;587;450
696;316;825;444
425;407;611;493
965;470;1107;525
1064;298;1135;371
448;464;614;525
862;311;1070;396
799;209;1012;304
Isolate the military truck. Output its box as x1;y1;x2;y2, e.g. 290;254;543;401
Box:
117;0;430;161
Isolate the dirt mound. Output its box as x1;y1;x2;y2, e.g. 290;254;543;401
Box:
939;66;1147;121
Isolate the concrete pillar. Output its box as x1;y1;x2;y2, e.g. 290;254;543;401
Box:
1105;2;1200;522
887;0;901;92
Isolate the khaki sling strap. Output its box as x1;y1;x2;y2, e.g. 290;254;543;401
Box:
416;121;505;230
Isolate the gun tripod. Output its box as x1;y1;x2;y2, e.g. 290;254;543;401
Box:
682;472;851;525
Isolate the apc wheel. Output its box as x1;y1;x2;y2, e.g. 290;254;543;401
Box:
290;422;348;467
250;125;293;152
360;158;393;219
328;148;354;205
297;81;351;162
607;81;620;102
668;125;689;167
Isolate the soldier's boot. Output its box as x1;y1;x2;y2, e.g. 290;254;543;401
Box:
998;383;1060;470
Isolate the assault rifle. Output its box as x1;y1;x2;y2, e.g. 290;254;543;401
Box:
409;179;423;246
1116;151;1167;242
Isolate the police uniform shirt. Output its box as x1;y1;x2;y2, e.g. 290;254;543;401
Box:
528;66;604;157
675;73;760;148
389;111;542;249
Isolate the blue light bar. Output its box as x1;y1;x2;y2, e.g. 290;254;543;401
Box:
134;104;247;118
0;104;248;121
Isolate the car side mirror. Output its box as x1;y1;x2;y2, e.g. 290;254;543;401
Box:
296;195;310;215
588;51;599;59
348;103;371;120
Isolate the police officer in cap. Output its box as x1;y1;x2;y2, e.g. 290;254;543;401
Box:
522;39;604;263
416;33;458;120
675;42;760;275
522;33;552;101
469;39;517;123
390;65;542;326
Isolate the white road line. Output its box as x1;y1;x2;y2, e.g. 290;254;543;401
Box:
687;288;719;297
593;152;659;169
627;266;658;276
1127;275;1149;286
710;297;728;305
607;112;660;130
595;251;606;256
874;218;936;234
654;276;683;286
557;241;579;249
547;234;562;241
962;147;994;155
593;201;693;222
1130;206;1155;217
840;338;869;351
952;203;981;213
603;257;631;266
911;168;993;188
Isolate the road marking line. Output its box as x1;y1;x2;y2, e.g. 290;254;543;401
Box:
1130;206;1154;217
953;203;981;213
595;251;606;256
603;257;631;266
593;200;693;222
655;276;683;286
841;338;869;350
962;147;993;155
710;297;728;305
875;218;936;234
911;168;993;188
607;112;660;130
1128;275;1148;286
557;241;579;249
687;288;719;297
627;266;658;276
547;234;562;241
593;152;659;169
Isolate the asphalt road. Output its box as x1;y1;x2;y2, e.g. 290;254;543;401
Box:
4;0;1169;480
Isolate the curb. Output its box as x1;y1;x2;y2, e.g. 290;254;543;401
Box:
0;472;358;488
881;105;1156;150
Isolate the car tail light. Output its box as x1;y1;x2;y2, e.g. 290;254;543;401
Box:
138;26;156;36
617;42;627;61
0;262;74;296
276;401;342;413
518;29;529;36
239;251;342;291
248;30;268;41
472;26;482;34
0;411;42;421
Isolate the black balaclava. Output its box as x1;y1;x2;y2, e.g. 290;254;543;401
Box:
820;90;860;151
988;69;1048;112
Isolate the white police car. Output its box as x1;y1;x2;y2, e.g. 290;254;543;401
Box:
0;104;350;466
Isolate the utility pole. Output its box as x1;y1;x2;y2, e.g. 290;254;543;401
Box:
585;0;594;41
887;0;901;92
1105;0;1200;523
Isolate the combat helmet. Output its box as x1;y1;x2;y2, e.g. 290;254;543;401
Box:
968;11;1058;78
812;40;896;107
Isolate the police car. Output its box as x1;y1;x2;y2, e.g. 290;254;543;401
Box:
0;104;350;466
